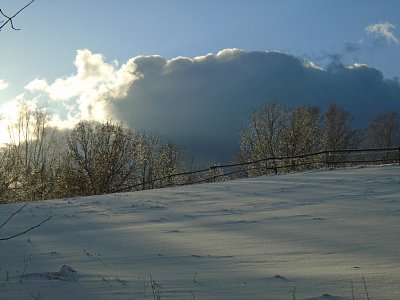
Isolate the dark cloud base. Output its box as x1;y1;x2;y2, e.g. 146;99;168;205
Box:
112;49;400;163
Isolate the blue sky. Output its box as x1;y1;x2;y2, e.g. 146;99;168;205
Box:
2;0;399;88
0;0;399;161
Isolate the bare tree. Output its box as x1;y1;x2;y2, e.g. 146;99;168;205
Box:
140;134;161;190
236;102;287;176
154;141;186;187
322;102;361;165
322;102;360;150
133;135;189;190
279;105;321;171
1;104;59;203
236;103;322;176
61;120;141;196
0;146;17;201
365;111;399;148
364;111;399;162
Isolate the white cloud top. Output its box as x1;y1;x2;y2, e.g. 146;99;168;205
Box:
25;78;49;91
25;49;137;124
365;22;399;44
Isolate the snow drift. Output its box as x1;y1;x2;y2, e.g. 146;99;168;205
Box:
1;165;399;299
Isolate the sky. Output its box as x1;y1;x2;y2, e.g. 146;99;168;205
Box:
0;0;399;162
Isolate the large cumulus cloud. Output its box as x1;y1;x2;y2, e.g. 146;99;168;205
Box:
24;49;400;162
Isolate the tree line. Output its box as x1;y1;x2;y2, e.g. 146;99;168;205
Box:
0;102;398;203
0;104;213;203
235;102;399;176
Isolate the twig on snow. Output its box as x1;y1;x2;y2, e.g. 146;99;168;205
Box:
20;254;32;283
189;290;197;300
362;276;370;300
351;280;355;300
30;289;41;300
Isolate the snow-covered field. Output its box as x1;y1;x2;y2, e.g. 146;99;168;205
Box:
1;165;399;300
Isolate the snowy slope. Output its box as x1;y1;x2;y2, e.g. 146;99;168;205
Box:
1;165;399;300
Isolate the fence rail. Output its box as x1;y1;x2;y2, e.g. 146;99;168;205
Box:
118;146;400;192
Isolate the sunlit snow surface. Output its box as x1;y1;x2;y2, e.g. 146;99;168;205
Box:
1;165;399;299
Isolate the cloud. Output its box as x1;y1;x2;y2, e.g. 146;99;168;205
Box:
25;78;49;91
11;49;400;163
0;79;10;91
344;40;363;53
108;49;399;162
26;49;136;125
365;22;399;45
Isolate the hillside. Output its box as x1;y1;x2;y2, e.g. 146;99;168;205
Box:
1;165;399;300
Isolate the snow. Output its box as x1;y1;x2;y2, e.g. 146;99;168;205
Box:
1;165;399;299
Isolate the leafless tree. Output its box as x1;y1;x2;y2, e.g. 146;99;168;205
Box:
61;120;142;196
236;102;287;176
135;134;160;190
1;104;59;203
279;105;321;171
153;141;186;187
365;111;399;148
280;105;321;157
236;103;321;176
365;111;399;162
0;146;17;201
133;135;189;190
322;102;360;150
322;102;361;165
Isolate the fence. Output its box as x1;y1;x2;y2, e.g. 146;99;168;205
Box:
118;146;400;192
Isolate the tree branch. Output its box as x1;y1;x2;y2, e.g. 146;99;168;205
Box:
1;201;52;241
0;0;35;31
0;216;52;241
0;202;28;230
